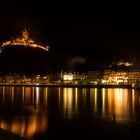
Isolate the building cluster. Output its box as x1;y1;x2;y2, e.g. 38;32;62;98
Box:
0;70;140;87
88;70;140;86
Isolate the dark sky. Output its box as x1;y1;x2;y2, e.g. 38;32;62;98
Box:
0;1;140;60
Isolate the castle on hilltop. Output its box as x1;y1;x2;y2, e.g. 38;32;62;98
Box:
1;29;49;52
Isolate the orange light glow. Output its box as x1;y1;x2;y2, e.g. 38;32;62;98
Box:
2;29;49;51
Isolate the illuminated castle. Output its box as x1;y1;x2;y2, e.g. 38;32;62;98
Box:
2;29;49;51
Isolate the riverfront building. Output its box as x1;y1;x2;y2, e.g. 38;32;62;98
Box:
0;70;140;87
88;70;140;86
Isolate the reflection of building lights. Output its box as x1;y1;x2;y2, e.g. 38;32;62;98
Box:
75;88;78;112
11;87;14;104
106;88;130;120
44;88;48;105
36;87;39;105
24;87;31;103
63;88;73;118
132;89;135;115
95;88;97;112
102;88;105;115
0;112;48;139
89;88;97;113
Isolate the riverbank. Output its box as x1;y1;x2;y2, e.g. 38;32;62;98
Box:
0;83;134;88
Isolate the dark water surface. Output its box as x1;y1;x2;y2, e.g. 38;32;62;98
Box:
0;87;140;139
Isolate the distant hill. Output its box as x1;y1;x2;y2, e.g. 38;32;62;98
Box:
0;46;66;75
0;45;139;75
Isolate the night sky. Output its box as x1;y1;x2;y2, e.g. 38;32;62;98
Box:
0;1;140;61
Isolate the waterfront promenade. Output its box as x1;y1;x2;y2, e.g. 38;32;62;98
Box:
0;83;133;88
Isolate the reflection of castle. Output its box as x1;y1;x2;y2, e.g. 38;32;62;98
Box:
2;29;49;51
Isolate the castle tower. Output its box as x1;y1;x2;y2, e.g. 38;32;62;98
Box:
22;29;29;41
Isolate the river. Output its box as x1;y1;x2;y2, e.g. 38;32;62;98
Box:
0;86;140;139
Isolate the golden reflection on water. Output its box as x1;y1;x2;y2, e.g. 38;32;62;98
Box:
63;88;73;118
0;112;47;138
11;86;14;104
116;89;129;119
62;88;79;118
102;88;105;116
75;88;78;113
44;87;48;106
0;86;48;139
90;88;97;113
2;86;5;104
0;86;140;138
36;87;39;106
25;87;31;104
107;88;130;120
89;88;135;121
132;89;135;115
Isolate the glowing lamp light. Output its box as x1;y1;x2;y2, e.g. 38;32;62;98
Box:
67;75;73;81
63;75;68;80
102;80;106;84
63;73;73;81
